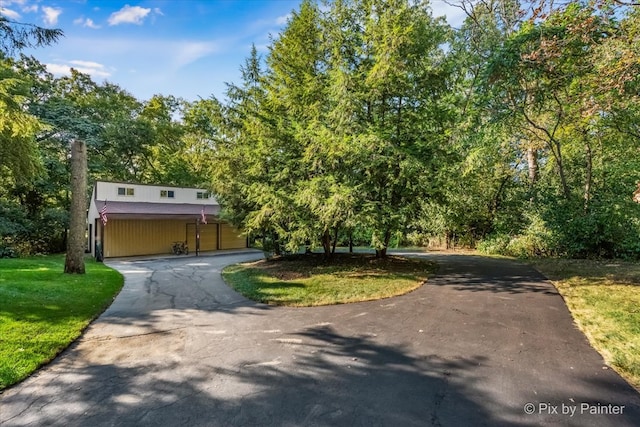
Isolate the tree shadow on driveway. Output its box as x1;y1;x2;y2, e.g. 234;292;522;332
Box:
4;322;639;426
425;254;558;294
1;325;501;426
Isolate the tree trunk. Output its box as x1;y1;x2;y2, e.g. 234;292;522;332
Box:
331;228;338;254
64;139;87;274
375;229;392;258
445;230;453;250
321;229;332;259
553;140;570;200
273;232;281;256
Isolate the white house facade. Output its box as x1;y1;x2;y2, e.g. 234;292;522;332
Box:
87;181;247;258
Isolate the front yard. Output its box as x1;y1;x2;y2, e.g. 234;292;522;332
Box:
0;255;123;390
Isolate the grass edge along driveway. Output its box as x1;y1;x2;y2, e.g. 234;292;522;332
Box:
223;252;438;307
0;255;123;390
226;252;640;391
532;258;640;391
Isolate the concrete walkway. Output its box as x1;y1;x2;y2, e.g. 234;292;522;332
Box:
1;251;639;426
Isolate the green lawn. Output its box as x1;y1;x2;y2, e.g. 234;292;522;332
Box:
0;255;123;390
223;253;437;307
532;258;640;390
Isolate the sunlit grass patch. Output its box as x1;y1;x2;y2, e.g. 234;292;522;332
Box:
0;255;123;390
532;258;640;390
223;253;437;307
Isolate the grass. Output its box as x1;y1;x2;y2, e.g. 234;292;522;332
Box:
0;255;123;390
223;252;437;307
532;258;640;390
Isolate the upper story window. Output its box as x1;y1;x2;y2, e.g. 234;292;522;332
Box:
160;190;175;198
196;192;210;199
117;187;134;196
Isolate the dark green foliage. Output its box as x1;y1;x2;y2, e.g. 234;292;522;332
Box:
3;1;640;261
210;0;453;258
0;199;67;257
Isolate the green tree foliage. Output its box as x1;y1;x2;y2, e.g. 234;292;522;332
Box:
474;2;640;257
210;0;452;258
0;58;44;183
422;0;522;248
354;0;452;256
4;0;640;261
0;17;62;183
0;18;64;257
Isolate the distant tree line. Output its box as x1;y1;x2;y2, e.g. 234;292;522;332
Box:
1;0;639;259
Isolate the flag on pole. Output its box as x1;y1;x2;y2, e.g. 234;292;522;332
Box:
201;206;207;224
99;201;108;226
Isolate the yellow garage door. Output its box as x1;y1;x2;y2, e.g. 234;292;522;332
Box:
186;223;218;252
220;223;247;249
104;219;187;257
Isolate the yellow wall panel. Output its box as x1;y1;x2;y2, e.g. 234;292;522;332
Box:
103;219;245;257
220;223;247;249
186;223;218;252
104;219;188;257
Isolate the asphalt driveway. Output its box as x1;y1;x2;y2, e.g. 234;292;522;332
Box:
1;250;639;426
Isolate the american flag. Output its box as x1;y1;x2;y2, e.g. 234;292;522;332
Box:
201;206;207;224
99;201;108;226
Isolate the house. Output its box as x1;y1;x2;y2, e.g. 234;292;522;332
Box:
87;181;247;258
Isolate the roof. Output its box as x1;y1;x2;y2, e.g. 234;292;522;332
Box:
96;200;220;220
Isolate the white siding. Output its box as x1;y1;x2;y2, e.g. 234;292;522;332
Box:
94;181;218;205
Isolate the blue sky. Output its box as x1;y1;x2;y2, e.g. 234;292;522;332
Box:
1;0;466;102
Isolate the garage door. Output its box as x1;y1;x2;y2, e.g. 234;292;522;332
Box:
219;223;247;249
186;223;218;252
104;219;187;257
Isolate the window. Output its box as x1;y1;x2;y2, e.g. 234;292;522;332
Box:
197;192;210;199
160;190;175;198
118;187;134;196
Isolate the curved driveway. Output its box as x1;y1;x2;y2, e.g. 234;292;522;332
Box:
1;251;640;426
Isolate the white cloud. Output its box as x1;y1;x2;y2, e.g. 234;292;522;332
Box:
42;6;62;25
22;5;38;13
153;8;163;16
172;41;219;68
74;17;101;29
46;60;112;79
0;7;21;20
69;59;105;69
45;63;73;75
275;14;290;26
84;18;100;29
108;5;151;26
